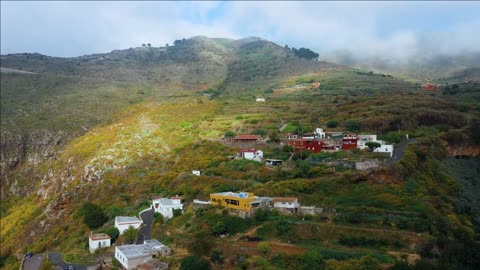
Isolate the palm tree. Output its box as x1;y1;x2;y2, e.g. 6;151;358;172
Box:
123;226;139;244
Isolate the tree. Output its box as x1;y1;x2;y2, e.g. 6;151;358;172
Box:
269;130;280;143
180;256;211;270
224;130;236;138
142;44;146;47
104;227;120;242
79;203;107;229
365;142;381;151
327;120;339;128
257;242;270;254
210;250;224;264
123;226;139;244
345;120;361;132
210;221;226;236
173;208;182;217
147;43;151;48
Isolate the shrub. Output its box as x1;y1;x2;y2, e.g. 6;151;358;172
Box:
79;203;107;229
173;209;182;217
224;131;236;138
210;250;224;264
123;226;139;244
365;142;381;151
345;120;361;132
257;242;270;254
327;120;339;128
104;227;120;242
180;255;211;270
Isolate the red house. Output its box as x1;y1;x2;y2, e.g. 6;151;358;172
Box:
342;133;358;150
288;139;324;153
421;84;438;91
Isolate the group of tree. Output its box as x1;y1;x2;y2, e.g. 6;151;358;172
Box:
79;203;108;229
285;45;319;60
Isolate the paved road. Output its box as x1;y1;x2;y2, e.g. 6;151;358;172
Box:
48;253;89;270
136;208;154;244
23;255;43;270
23;253;90;270
386;139;416;166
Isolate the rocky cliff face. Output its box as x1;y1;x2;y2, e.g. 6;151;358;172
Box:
0;129;73;199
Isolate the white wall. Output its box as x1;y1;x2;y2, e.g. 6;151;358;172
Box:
373;145;394;157
89;238;111;253
273;200;299;209
115;247;151;270
115;223;142;235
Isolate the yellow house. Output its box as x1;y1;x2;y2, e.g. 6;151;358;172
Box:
210;192;258;211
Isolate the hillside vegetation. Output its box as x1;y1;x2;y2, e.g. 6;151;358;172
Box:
1;36;480;270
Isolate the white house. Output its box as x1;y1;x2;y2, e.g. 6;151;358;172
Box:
115;240;170;270
357;135;388;150
315;128;326;138
272;197;300;212
256;98;266;102
239;149;263;162
152;196;183;219
89;233;111;254
192;170;201;176
115;216;142;235
373;144;394;157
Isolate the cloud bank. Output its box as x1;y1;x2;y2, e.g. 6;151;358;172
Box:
1;1;479;59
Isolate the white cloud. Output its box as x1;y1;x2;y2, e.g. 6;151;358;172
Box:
1;1;479;58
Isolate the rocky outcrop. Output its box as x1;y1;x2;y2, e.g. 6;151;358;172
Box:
0;129;73;198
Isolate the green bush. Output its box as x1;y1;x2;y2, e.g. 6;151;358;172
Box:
345;120;361;132
180;255;211;270
327;120;339;128
79;203;107;229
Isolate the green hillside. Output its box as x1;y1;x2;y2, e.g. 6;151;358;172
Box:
1;36;480;270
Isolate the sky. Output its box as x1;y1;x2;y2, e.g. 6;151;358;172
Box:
1;1;479;59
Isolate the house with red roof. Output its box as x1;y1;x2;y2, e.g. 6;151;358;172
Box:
233;135;262;143
421;84;438;91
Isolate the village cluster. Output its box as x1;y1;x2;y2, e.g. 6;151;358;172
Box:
225;127;395;168
88;189;322;270
87;197;183;269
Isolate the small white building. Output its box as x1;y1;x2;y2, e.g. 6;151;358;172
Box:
192;170;201;176
152;196;183;219
315;128;325;138
115;216;142;235
272;197;300;212
115;240;170;270
357;135;387;150
89;233;111;254
239;149;263;162
373;144;394;157
256;98;266;102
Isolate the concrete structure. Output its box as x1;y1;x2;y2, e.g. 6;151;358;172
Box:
272;197;300;212
88;233;111;254
192;170;201;176
256;98;266;102
239;149;263;162
373;144;394;157
137;259;168;270
115;216;142;235
115;240;170;270
152;196;183;219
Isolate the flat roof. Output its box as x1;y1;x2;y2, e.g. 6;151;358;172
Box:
116;239;169;259
90;233;111;240
211;191;253;198
116;245;153;259
115;216;142;224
